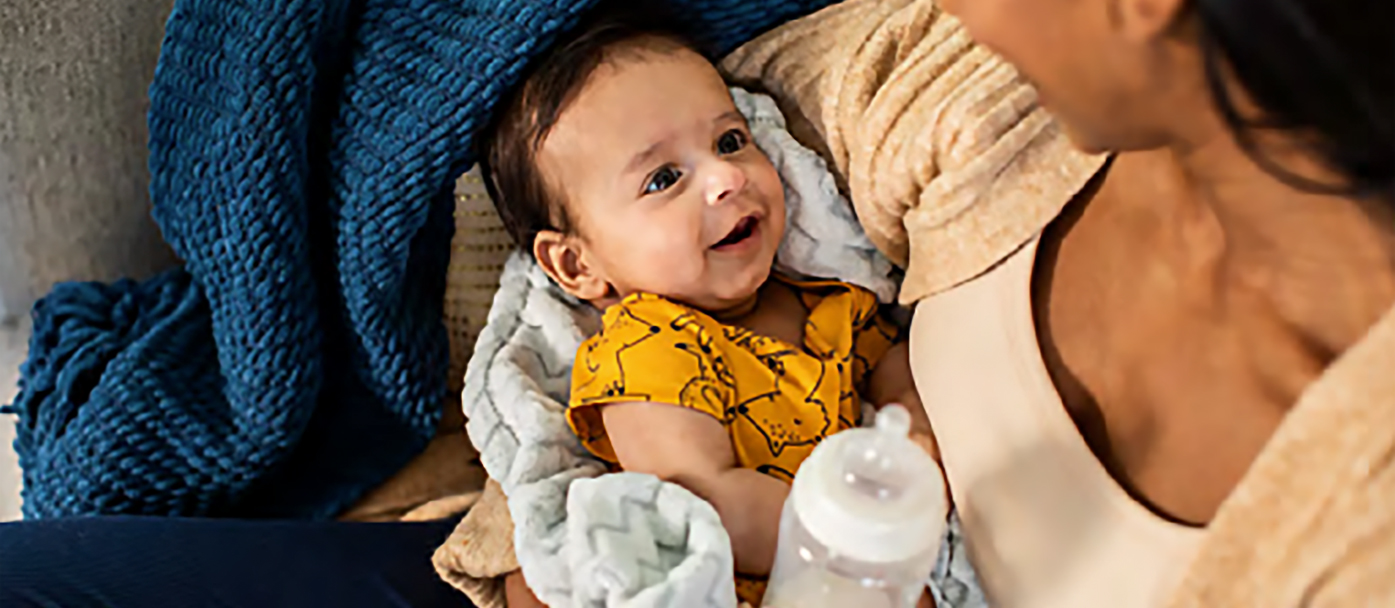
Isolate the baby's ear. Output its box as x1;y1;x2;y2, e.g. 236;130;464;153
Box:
534;230;611;302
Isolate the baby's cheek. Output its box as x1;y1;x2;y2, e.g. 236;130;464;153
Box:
748;163;786;220
745;155;778;188
629;236;702;283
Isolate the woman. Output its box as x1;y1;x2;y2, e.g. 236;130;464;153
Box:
908;0;1392;606
498;0;1395;605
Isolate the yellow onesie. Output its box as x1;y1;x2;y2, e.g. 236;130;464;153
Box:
567;274;899;606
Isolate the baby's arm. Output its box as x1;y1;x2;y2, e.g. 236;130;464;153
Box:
600;402;789;575
864;340;940;462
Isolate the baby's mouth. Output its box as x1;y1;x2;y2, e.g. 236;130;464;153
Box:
712;215;760;250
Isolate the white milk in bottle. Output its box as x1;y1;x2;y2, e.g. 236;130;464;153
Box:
761;405;947;608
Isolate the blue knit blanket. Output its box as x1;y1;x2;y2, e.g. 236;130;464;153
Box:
2;0;835;519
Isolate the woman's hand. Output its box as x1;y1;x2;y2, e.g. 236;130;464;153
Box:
505;570;547;608
908;428;941;463
918;589;938;607
867;342;940;462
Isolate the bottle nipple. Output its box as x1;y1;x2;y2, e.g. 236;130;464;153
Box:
874;404;912;438
787;403;946;564
843;406;916;503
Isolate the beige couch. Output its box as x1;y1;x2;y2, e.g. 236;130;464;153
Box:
0;0;178;320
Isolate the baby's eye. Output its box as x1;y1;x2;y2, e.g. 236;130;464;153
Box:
717;129;748;155
644;166;682;195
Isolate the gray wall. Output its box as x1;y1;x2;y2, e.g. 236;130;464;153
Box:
0;0;178;322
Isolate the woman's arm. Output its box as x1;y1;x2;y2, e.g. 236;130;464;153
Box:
601;401;790;575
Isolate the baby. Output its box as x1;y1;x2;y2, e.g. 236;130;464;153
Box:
482;3;931;605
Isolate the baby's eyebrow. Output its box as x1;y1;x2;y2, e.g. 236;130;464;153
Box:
623;111;747;175
624;140;667;175
713;110;743;125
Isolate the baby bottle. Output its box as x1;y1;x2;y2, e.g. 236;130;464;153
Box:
761;405;948;608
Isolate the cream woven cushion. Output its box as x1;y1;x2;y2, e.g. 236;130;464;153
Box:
340;167;506;522
444;167;513;394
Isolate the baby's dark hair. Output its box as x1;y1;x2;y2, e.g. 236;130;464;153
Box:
480;0;704;252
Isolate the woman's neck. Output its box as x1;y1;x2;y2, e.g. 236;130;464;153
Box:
1111;130;1395;355
1035;131;1395;522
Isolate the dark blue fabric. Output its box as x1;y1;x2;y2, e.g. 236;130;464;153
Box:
0;517;472;608
0;0;837;520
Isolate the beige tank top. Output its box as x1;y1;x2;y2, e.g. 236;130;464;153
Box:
909;237;1204;608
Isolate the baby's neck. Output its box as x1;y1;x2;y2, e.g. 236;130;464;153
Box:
706;291;762;323
724;280;809;349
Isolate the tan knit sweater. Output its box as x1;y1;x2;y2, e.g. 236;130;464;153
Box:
432;1;1395;605
720;0;1105;304
1163;302;1395;607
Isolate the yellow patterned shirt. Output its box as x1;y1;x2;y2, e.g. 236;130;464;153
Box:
567;274;899;606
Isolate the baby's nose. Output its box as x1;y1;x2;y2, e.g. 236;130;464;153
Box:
704;159;748;206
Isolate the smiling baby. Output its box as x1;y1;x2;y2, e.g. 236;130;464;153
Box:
480;3;930;605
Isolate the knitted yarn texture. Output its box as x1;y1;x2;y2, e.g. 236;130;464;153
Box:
2;0;836;518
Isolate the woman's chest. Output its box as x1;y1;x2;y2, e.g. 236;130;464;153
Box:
909;242;1208;608
1038;216;1304;524
1044;326;1289;524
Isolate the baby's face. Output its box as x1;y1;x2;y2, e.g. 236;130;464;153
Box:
538;47;785;313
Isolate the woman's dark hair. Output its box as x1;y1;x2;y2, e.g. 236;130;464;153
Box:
480;1;702;252
1194;0;1393;201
